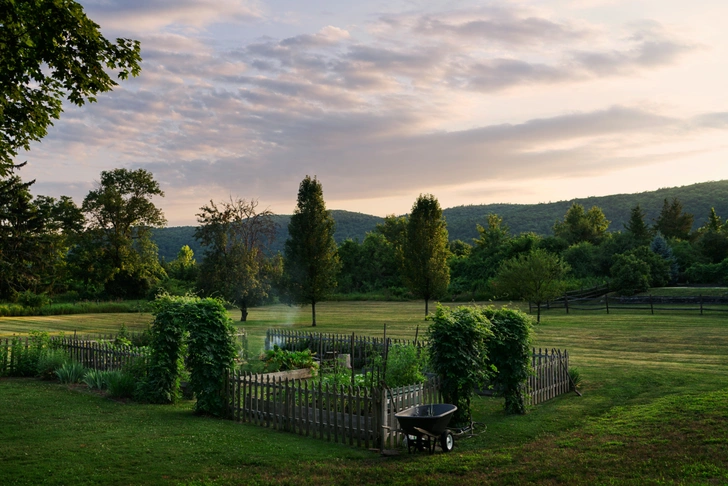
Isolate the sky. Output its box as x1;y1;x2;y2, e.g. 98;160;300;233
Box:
16;0;728;226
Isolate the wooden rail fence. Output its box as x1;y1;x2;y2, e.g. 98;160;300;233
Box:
531;294;728;316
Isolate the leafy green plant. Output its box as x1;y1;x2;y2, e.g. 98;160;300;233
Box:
55;362;86;384
83;369;107;390
14;290;51;308
384;344;425;388
569;367;583;391
105;371;137;398
427;304;494;426
262;345;318;372
36;349;70;380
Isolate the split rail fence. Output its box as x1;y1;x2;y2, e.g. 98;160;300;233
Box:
531;295;728;316
226;370;441;450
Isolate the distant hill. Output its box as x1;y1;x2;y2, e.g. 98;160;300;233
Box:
152;180;728;261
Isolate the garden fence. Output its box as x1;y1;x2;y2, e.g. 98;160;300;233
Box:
527;348;571;406
226;370;441;450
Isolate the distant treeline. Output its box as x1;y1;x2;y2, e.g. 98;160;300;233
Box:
153;180;728;261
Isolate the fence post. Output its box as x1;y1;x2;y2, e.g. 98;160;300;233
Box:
605;294;610;314
564;294;569;315
650;294;654;315
700;295;704;315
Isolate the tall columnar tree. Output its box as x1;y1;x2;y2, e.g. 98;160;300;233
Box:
654;198;694;240
284;176;340;326
0;0;141;175
694;208;728;264
80;168;166;297
195;198;277;321
403;194;450;316
553;203;610;245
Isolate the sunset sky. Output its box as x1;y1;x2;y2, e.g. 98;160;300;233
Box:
17;0;728;226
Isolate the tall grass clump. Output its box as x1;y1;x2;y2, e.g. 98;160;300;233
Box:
83;369;107;390
105;371;137;398
55;362;86;384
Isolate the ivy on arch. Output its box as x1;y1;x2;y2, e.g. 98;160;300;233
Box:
142;294;237;416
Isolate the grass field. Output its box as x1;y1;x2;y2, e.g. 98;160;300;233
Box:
1;301;727;485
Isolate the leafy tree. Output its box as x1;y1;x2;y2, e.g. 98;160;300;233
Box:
80;168;166;298
553;203;610;245
654;198;693;240
624;204;652;244
494;249;569;323
610;253;650;296
562;242;600;279
649;234;678;283
0;0;141;175
167;245;197;281
337;232;402;294
403;194;450;316
284;176;340;326
195;198;277;321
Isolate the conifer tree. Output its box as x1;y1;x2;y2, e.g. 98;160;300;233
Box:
284;176;340;326
624;204;651;243
654;198;693;240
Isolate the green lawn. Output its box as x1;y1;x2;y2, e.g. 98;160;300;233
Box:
1;301;727;485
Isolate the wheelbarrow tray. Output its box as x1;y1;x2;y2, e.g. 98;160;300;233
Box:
395;404;457;438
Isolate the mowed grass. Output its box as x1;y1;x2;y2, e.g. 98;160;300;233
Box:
2;301;728;484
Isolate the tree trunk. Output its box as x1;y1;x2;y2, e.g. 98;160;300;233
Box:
537;302;541;323
311;300;317;327
424;298;429;317
240;305;248;322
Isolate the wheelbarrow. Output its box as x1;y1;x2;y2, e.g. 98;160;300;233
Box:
394;403;457;453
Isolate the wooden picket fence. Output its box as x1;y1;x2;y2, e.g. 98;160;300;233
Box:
52;336;149;371
527;348;571;406
226;370;441;450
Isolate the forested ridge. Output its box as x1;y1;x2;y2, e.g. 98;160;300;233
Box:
153;180;728;261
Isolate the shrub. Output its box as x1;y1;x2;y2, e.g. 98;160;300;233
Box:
14;291;51;308
610;253;650;296
427;304;493;427
105;371;137;398
36;349;70;380
483;306;534;415
56;362;86;384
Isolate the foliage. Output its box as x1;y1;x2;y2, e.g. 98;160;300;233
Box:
403;194;450;316
427;305;494;426
553;203;610;245
139;295;189;404
184;297;238;416
284;176;341;326
36;348;69;380
568;367;583;391
623;204;652;244
0;300;147;317
562;242;600;279
4;331;51;376
482;306;534;415
685;259;728;285
262;345;318;372
494;249;569;323
610;253;651;296
0;0;141;175
78;168;167;298
195;198;278;321
105;371;137;398
55;362;86;384
83;369;107;390
654;198;694;240
336;232;403;294
384;344;426;388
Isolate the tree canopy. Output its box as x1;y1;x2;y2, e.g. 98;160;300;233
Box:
0;0;141;174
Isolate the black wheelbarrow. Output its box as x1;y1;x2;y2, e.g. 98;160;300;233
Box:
394;404;457;453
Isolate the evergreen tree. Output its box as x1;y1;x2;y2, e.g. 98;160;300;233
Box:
654;198;693;240
650;234;679;283
624;204;651;243
284;176;340;326
403;194;450;316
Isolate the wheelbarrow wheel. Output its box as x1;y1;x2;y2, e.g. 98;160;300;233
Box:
440;431;454;452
